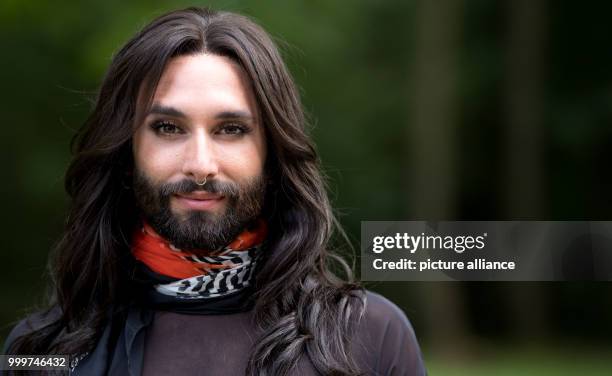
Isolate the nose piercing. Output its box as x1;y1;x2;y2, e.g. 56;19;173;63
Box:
196;177;207;186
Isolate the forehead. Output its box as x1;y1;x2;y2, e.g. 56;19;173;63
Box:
147;53;259;118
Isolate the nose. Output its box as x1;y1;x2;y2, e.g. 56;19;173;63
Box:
181;129;219;183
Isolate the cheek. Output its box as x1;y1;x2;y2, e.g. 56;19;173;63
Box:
133;133;181;181
220;141;266;180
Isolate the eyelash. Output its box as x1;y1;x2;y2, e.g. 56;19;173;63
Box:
218;123;251;135
150;121;251;137
151;121;183;135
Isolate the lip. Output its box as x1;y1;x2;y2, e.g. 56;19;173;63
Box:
174;193;225;210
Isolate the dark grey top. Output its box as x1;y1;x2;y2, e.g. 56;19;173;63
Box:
3;291;426;375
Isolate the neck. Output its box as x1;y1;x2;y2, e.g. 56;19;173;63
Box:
131;218;267;279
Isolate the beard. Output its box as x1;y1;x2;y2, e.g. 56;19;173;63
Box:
132;170;266;253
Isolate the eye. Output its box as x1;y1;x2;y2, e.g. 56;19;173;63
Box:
151;121;183;136
217;123;250;136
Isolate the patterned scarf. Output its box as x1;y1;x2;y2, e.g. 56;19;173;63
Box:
132;219;267;299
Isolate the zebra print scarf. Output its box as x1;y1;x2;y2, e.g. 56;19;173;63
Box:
132;218;267;299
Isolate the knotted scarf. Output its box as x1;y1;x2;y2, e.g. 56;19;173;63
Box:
132;218;267;300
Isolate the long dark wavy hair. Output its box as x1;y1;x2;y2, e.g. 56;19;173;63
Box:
8;7;365;375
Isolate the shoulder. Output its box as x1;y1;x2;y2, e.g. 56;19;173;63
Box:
359;291;420;348
2;307;61;354
353;290;426;376
362;290;413;331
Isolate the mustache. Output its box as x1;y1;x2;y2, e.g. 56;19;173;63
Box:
158;178;241;198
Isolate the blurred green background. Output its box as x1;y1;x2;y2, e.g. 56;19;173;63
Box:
1;0;612;374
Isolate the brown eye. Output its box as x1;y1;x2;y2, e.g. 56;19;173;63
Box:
151;121;183;135
218;123;249;136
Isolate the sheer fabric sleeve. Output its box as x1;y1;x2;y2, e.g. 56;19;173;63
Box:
354;291;427;376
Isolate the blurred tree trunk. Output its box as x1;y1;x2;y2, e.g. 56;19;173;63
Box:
503;0;549;340
407;0;470;357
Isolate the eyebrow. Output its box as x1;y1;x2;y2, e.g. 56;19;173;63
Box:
147;104;185;118
147;103;256;121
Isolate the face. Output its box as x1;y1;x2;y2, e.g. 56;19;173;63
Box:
132;53;267;252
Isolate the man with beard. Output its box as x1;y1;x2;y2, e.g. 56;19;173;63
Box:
3;7;426;376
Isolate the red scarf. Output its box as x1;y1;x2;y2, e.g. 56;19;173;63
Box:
132;219;267;279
